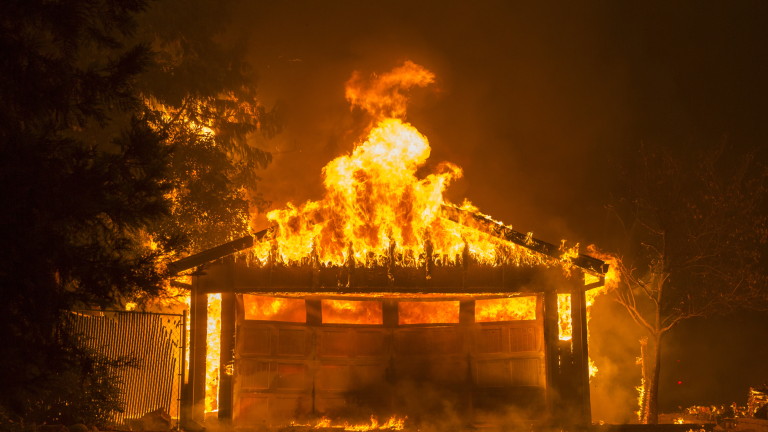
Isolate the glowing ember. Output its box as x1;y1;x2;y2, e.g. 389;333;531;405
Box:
398;300;459;324
321;299;383;324
475;296;537;322
205;293;221;413
243;294;306;322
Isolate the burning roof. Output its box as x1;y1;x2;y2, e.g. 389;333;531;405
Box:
168;61;607;279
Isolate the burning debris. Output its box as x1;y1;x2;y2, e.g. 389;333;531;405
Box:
749;386;768;419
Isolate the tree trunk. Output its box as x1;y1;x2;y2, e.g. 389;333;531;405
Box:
648;334;662;424
643;334;662;424
638;337;649;422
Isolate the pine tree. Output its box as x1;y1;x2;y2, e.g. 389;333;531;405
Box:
0;0;169;423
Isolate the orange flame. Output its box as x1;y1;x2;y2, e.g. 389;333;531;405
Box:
205;293;221;413
251;61;561;270
345;60;435;119
475;296;537;322
557;294;573;341
258;116;464;265
398;300;460;325
293;415;406;431
243;294;306;322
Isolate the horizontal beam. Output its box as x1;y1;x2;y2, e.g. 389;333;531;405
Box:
440;205;607;275
167;228;273;275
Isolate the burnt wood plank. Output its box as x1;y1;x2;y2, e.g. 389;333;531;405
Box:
440;205;607;275
167;228;273;275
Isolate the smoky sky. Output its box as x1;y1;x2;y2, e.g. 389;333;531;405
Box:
226;0;768;415
235;1;768;247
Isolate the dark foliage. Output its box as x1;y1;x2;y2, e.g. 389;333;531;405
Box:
0;0;168;424
0;0;276;425
137;0;278;256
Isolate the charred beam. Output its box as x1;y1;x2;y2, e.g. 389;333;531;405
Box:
167;228;274;275
188;277;207;423
440;205;608;276
570;271;592;426
543;288;561;424
218;258;236;422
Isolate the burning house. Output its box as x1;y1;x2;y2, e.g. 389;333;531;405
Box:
168;62;611;430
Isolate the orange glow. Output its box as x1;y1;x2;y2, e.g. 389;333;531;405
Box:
243;294;306;322
475;296;537;322
205;293;221;413
586;245;621;292
398;300;459;324
558;287;608;377
321;299;383;324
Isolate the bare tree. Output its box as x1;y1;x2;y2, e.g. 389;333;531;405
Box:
608;142;768;424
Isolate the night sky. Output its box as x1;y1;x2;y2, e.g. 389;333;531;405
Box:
228;1;768;420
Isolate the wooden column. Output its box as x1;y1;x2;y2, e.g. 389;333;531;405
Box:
306;299;322;326
382;299;398;412
543;288;561;425
305;298;321;416
218;258;236;421
382;300;398;327
459;300;475;421
189;274;208;423
570;271;592;426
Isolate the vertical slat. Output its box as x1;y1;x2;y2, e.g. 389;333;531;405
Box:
69;310;184;426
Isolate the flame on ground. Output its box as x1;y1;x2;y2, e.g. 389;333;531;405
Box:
291;415;406;431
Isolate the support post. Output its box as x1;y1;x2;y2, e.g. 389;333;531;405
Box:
543;288;561;425
460;300;475;421
382;299;398;412
189;274;208;424
218;259;236;421
570;271;592;427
